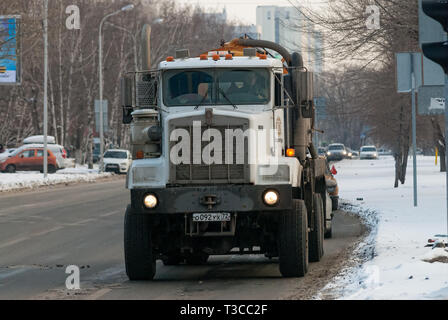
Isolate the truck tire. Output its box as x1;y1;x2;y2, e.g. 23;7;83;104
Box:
185;253;209;265
332;197;339;211
124;205;156;280
309;194;324;262
278;199;308;277
324;227;333;239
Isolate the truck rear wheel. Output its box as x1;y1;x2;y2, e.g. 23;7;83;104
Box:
309;194;324;262
278;199;308;277
332;197;339;211
124;205;156;280
324;227;333;239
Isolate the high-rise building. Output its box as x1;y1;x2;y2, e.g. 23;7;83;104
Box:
256;5;323;73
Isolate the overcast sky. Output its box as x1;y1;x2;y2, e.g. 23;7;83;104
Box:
177;0;328;25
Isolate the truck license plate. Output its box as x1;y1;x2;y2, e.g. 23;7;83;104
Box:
192;213;231;222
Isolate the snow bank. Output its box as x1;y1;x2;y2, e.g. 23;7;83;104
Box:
321;156;448;300
0;165;112;192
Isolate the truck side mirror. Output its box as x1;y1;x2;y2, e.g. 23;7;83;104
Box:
121;77;134;124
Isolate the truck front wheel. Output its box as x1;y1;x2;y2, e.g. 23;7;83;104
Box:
278;199;309;277
124;205;156;280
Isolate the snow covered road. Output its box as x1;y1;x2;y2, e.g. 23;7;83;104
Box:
321;156;448;299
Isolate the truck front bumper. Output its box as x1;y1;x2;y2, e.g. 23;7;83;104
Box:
131;184;293;214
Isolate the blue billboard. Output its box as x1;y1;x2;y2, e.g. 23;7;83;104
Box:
0;16;20;85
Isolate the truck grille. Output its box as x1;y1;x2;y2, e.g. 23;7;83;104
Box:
169;116;250;184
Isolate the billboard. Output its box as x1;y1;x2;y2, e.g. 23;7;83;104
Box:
0;15;21;85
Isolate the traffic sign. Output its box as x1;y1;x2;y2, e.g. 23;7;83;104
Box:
418;85;445;115
95;100;108;133
396;53;422;93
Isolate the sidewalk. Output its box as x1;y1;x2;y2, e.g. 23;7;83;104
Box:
0;165;113;192
320;156;448;299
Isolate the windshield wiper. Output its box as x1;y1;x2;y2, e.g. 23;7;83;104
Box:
218;88;238;110
194;94;209;110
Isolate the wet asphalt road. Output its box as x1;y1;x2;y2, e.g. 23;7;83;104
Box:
0;178;364;300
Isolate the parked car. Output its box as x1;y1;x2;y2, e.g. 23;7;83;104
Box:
0;147;58;173
101;149;132;174
22;135;68;166
360;145;379;160
318;146;327;156
0;148;16;160
378;148;392;156
326;143;348;161
346;148;357;159
14;143;67;169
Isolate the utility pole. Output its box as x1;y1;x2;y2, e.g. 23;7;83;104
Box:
98;4;134;170
411;57;418;207
43;0;48;178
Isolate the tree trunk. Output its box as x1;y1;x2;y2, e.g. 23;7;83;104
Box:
394;153;401;188
440;146;446;172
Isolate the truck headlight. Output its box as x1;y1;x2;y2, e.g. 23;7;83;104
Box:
263;190;279;206
144;194;158;209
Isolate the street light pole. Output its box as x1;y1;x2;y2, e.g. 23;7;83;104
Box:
43;0;48;178
98;4;134;170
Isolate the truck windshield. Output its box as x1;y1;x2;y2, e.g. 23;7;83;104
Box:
163;68;270;107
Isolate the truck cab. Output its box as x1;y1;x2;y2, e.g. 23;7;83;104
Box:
121;39;329;280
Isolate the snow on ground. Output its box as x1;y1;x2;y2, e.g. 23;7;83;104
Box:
0;164;112;192
320;156;448;300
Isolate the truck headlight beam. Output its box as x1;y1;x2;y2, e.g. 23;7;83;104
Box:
144;194;158;209
263;190;279;206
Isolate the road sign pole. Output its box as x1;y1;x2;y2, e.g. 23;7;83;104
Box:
43;0;48;178
445;73;448;236
411;66;418;207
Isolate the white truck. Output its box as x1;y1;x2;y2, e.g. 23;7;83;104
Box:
120;38;330;280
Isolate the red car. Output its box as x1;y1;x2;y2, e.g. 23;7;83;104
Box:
0;148;59;173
